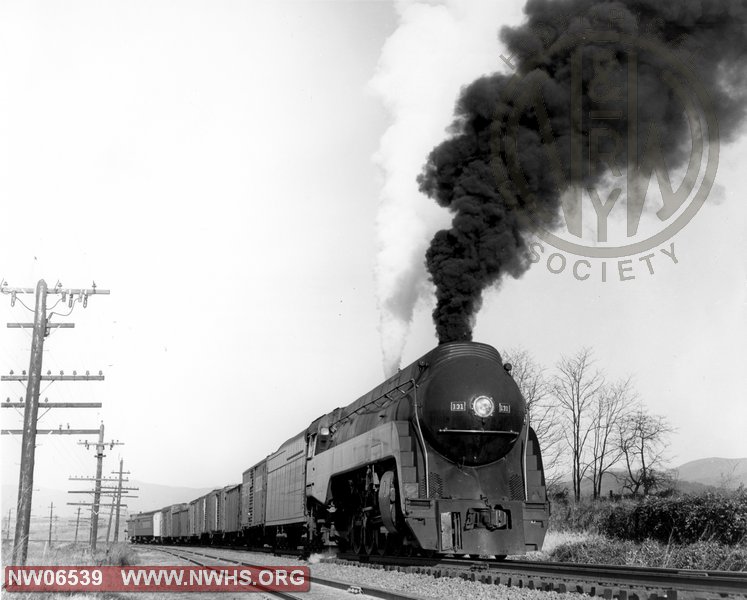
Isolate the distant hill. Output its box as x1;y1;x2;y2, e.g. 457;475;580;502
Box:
1;481;219;543
550;457;747;498
2;481;216;521
674;458;747;489
125;480;224;515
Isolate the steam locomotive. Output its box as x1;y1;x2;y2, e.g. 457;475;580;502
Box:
128;342;549;557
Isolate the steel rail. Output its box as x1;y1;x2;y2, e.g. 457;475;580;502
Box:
154;546;304;600
153;546;427;600
136;543;747;598
335;552;747;597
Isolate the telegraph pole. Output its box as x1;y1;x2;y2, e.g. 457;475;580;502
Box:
91;424;105;551
73;508;81;543
1;279;108;564
112;459;129;543
10;280;47;565
90;424;106;552
105;492;117;543
68;510;91;545
47;502;54;547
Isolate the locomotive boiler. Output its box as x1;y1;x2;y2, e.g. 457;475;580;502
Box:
129;341;549;558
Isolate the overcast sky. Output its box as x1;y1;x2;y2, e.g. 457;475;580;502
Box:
2;0;745;518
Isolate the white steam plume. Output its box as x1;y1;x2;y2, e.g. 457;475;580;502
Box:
370;1;518;377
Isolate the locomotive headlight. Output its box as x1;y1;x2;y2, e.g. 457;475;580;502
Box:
471;395;495;418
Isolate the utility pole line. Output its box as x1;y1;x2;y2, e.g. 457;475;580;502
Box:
1;279;109;565
67;503;130;507
69;477;125;483
68;488;132;494
3;402;103;408
67;457;137;547
67;472;140;543
77;423;122;552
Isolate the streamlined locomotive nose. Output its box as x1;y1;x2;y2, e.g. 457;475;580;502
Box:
418;343;526;466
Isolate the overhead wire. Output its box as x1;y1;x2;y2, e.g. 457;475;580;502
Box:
8;295;36;315
3;284;116;521
2;289;108;517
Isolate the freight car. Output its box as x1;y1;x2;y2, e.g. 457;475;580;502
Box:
157;503;188;544
128;341;549;558
127;510;158;543
221;484;242;542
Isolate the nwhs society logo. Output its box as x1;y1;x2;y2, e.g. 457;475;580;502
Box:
497;23;719;282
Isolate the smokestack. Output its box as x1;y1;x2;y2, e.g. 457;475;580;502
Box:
419;0;747;343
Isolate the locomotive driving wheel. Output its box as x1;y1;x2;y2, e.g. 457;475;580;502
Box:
378;470;398;533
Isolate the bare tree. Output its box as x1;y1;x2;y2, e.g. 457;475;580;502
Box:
504;348;564;486
588;378;635;498
553;348;605;501
618;409;675;495
717;462;740;491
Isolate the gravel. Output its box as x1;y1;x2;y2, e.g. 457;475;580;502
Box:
159;547;592;600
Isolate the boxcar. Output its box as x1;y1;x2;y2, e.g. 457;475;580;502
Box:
205;489;221;535
265;433;306;529
241;460;267;545
189;495;207;538
173;504;189;540
221;484;242;537
162;506;173;540
197;494;207;537
162;503;188;542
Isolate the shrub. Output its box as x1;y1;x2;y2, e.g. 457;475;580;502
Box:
601;490;747;545
549;498;617;533
102;543;135;566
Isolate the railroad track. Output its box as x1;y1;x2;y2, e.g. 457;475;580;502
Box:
332;552;747;599
154;547;304;600
151;546;424;600
138;543;747;599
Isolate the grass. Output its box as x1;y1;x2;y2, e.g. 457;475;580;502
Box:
2;540;137;599
549;536;747;570
530;529;747;571
2;540;136;567
538;529;597;554
538;493;747;570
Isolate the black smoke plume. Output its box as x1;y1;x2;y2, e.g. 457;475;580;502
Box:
419;0;747;343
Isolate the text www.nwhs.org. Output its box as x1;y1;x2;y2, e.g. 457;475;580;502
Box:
4;565;310;592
